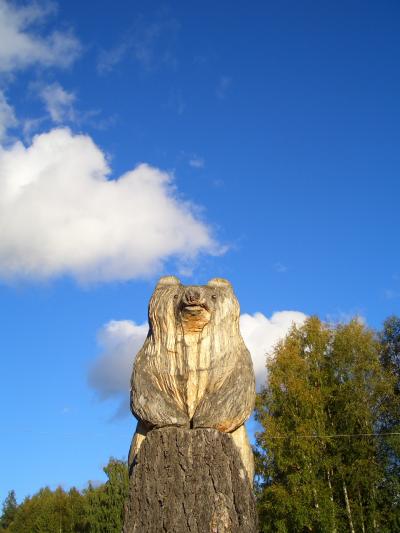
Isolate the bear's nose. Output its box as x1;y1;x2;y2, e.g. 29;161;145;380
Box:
184;287;202;304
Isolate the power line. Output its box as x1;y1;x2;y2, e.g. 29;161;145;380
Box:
264;432;400;439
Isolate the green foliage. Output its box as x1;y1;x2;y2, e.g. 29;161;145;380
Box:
0;490;17;530
380;315;400;394
1;458;128;533
84;458;129;533
8;487;88;533
255;316;399;532
378;316;400;531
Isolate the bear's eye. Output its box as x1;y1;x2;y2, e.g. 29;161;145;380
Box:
211;294;217;300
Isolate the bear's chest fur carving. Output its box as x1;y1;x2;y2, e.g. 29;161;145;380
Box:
131;276;255;433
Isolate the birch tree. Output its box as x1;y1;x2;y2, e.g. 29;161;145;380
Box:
255;317;393;532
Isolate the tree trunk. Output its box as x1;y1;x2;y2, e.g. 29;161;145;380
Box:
342;479;355;533
357;488;365;533
327;469;337;533
123;427;257;533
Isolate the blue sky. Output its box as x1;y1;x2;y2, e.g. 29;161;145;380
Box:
0;0;399;503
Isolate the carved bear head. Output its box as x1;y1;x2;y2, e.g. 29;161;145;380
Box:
148;276;241;349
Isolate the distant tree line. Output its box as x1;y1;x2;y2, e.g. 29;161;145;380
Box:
1;316;399;532
0;459;128;532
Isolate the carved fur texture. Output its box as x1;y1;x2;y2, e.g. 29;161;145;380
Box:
129;276;256;479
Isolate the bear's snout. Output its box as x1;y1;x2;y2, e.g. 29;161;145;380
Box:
182;287;205;307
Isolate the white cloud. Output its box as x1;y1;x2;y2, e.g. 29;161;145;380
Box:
0;127;220;282
189;157;204;169
22;116;47;139
240;311;307;389
0;0;80;72
97;41;128;74
0;90;17;141
88;320;148;418
89;320;148;400
88;310;307;416
39;83;76;123
97;15;179;74
274;262;288;273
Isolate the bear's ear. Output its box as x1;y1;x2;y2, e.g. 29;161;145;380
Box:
207;278;232;288
156;275;181;287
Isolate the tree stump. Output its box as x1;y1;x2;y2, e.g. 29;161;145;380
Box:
123;427;257;533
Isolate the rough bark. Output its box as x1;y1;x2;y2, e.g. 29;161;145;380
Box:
124;427;257;533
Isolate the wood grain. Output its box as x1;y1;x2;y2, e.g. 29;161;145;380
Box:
129;276;256;480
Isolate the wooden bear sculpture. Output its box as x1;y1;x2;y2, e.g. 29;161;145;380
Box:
129;276;256;481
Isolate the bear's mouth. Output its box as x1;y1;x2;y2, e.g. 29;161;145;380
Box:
182;304;208;312
180;302;211;330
